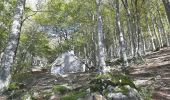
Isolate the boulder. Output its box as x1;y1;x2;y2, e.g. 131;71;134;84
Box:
51;50;85;76
78;93;106;100
31;56;48;72
107;85;143;100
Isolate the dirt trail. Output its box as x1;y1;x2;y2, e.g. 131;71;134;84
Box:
130;47;170;100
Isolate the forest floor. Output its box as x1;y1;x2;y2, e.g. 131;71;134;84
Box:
1;48;170;100
130;47;170;100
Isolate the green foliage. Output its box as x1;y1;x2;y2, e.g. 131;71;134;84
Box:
52;85;70;94
60;91;86;100
14;26;54;72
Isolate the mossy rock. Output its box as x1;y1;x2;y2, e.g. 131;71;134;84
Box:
61;91;87;100
8;82;25;91
138;86;153;100
8;82;20;90
90;73;137;93
114;86;129;95
52;84;71;94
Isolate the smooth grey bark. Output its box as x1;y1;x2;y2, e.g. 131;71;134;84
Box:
0;0;26;92
146;15;155;51
140;28;146;55
151;15;161;48
96;0;108;73
156;19;164;47
156;3;169;46
121;0;134;57
162;0;170;24
115;0;129;73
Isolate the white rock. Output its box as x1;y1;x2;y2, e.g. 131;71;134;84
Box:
51;50;85;76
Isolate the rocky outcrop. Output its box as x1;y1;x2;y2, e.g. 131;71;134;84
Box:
31;56;48;72
51;50;85;76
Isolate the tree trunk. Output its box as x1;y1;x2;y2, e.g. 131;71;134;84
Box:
156;3;169;46
0;0;25;92
151;15;161;48
96;0;108;73
162;0;170;24
141;28;146;55
115;0;129;73
146;15;155;51
121;0;134;57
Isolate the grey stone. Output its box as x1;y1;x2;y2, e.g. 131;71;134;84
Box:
51;50;85;76
107;85;143;100
31;56;48;72
78;93;106;100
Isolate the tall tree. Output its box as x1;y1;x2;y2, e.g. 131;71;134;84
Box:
115;0;129;73
162;0;170;24
96;0;108;73
0;0;26;91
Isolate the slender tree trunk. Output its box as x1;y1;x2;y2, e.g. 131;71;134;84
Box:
115;0;129;73
152;15;161;48
121;0;134;57
146;15;155;51
155;18;164;47
162;0;170;24
156;4;169;46
141;28;146;55
0;0;25;92
96;0;108;73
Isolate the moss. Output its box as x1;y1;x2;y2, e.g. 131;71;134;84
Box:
52;85;70;94
8;82;20;90
114;86;129;95
61;91;86;100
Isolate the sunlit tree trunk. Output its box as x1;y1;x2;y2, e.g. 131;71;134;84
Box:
156;3;169;46
151;15;161;48
115;0;129;73
141;28;146;55
156;18;164;47
0;0;26;92
96;0;108;73
122;0;134;57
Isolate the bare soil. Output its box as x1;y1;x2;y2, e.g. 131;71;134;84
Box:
130;47;170;100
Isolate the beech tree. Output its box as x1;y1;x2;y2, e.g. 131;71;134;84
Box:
162;0;170;24
96;0;108;73
115;0;129;73
0;0;26;91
